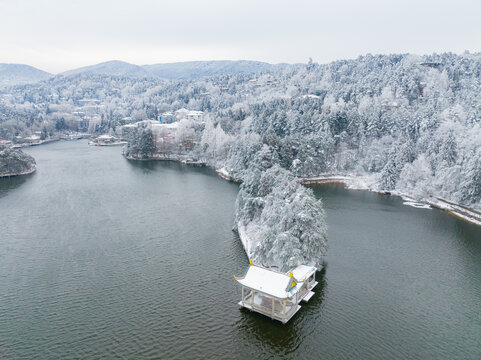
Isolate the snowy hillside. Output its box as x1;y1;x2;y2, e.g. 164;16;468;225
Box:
61;60;150;78
61;60;289;79
0;64;52;87
143;60;292;79
3;52;481;214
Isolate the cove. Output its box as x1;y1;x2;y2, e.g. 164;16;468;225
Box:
0;140;480;359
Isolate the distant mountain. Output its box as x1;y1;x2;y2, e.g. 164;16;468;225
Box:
0;64;52;87
61;60;150;78
0;59;297;84
142;60;286;79
61;60;293;80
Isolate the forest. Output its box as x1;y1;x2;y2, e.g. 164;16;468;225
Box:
2;52;481;267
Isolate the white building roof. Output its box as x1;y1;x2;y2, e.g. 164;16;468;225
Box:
25;135;40;140
290;265;317;282
235;265;301;299
175;108;189;114
151;122;178;130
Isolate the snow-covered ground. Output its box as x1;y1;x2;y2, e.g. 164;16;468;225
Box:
426;197;481;226
237;225;253;259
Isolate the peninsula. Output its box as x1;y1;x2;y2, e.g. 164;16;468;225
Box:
0;143;36;177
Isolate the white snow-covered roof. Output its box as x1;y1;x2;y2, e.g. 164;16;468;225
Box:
25;135;40;140
236;266;300;299
151;122;178;129
175;108;189;113
290;265;316;282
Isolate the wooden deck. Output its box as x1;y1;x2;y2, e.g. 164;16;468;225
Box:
302;291;315;302
298;281;318;302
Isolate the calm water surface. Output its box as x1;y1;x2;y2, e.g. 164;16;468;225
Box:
0;141;480;359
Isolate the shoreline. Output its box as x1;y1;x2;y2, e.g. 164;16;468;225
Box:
216;167;243;183
0;165;36;178
302;174;481;227
124;154;481;228
12;134;92;149
124;154;207;166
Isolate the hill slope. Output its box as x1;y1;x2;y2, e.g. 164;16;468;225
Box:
61;60;150;78
143;60;283;79
61;60;291;79
0;64;52;87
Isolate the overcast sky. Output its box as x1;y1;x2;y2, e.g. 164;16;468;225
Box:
0;0;480;73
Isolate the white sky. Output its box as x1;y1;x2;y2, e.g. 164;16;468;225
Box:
0;0;480;73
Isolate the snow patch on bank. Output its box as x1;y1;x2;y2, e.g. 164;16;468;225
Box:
237;224;255;259
426;197;481;226
216;167;242;183
300;173;481;226
402;201;432;209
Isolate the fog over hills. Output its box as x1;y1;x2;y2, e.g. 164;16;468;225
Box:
142;60;294;79
0;64;52;87
62;60;292;79
0;59;293;86
60;60;150;78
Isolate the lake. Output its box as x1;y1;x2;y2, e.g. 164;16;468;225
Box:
1;141;480;359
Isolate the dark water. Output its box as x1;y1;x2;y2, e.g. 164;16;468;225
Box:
0;141;480;359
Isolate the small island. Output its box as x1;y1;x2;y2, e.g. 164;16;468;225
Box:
0;143;36;177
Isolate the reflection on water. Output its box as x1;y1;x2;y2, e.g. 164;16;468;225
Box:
125;158;158;173
0;172;33;198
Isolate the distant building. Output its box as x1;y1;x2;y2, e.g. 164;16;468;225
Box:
151;122;179;152
24;135;41;144
121;119;161;137
88;134;125;146
174;108;190;120
173;109;204;122
265;76;278;86
160;112;174;123
186;110;204;122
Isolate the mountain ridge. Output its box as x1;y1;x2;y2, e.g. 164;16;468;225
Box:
0;63;52;87
1;59;298;86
